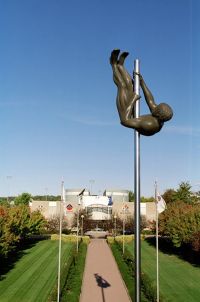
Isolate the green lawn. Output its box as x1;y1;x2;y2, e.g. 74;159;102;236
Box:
0;240;73;302
126;240;200;302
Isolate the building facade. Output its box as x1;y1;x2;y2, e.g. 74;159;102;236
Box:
30;188;156;224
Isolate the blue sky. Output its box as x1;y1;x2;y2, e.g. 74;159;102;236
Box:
0;0;199;197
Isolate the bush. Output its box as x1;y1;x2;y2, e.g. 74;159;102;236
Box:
48;241;88;302
109;239;165;302
159;201;200;248
51;234;90;244
191;231;200;252
61;242;88;301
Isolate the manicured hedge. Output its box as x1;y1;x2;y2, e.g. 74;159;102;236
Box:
108;238;165;302
48;238;88;302
60;242;87;302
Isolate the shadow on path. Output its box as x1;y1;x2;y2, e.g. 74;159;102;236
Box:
94;273;111;302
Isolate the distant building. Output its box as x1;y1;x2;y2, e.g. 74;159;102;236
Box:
30;188;156;223
65;189;90;203
30;200;62;218
104;189;129;203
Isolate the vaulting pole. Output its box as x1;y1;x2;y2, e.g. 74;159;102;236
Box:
134;59;141;302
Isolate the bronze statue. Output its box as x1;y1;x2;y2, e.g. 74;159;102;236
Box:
110;49;173;136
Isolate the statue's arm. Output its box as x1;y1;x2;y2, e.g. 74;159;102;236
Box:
139;75;157;112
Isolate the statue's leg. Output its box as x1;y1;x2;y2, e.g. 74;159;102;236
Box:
125;93;141;119
121;116;142;130
117;92;140;128
117;52;133;89
110;50;126;88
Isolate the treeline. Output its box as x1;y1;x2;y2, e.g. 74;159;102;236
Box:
0;193;61;205
158;182;200;254
0;204;46;258
32;195;61;201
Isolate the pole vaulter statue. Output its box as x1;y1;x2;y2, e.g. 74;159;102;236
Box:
110;49;173;136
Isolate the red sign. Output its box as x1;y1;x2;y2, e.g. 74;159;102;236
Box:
66;204;73;212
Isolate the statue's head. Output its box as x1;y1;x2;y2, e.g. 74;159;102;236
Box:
152;103;173;122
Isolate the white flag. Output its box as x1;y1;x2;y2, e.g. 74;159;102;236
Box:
156;192;166;213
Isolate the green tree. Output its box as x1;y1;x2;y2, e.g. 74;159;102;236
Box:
129;191;134;202
0;205;46;257
46;215;68;234
14;193;32;205
173;181;195;204
159;201;200;247
141;196;154;203
29;210;46;234
32;195;61;201
162;188;176;203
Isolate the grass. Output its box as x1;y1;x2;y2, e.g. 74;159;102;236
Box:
0;239;73;302
126;239;200;302
109;240;149;302
60;241;88;302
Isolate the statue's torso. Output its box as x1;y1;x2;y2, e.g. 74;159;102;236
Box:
137;115;163;136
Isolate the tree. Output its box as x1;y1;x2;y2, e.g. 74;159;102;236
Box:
71;209;93;233
46;215;68;234
173;182;195;204
129;191;154;203
29;210;47;234
159;201;200;248
14;193;32;205
162;188;176;203
129;191;134;202
141;196;154;203
0;205;46;257
32;195;61;201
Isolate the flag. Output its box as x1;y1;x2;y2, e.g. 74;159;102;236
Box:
156;192;166;213
108;196;113;205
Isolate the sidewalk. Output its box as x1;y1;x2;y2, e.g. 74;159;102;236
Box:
80;238;131;302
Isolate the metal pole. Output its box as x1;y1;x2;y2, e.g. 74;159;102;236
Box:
115;217;117;237
57;181;64;302
76;199;80;253
81;215;84;237
114;215;117;237
155;181;159;302
134;59;141;302
123;195;125;255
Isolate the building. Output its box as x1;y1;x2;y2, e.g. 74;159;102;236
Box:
30;188;157;224
104;189;129;203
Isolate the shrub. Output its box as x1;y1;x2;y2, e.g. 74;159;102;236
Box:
109;240;165;302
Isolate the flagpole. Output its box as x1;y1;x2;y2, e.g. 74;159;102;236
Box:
57;181;64;302
76;197;80;253
122;194;125;255
155;181;159;302
134;59;141;302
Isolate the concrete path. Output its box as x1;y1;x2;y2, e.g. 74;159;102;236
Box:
80;238;131;302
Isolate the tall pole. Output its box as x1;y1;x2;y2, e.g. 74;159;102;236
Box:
81;215;84;237
114;215;117;237
76;198;80;253
57;181;64;302
6;175;12;203
134;59;141;302
155;181;159;302
122;194;125;255
89;179;95;195
45;187;48;201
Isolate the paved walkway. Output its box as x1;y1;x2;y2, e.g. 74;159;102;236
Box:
80;238;131;302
